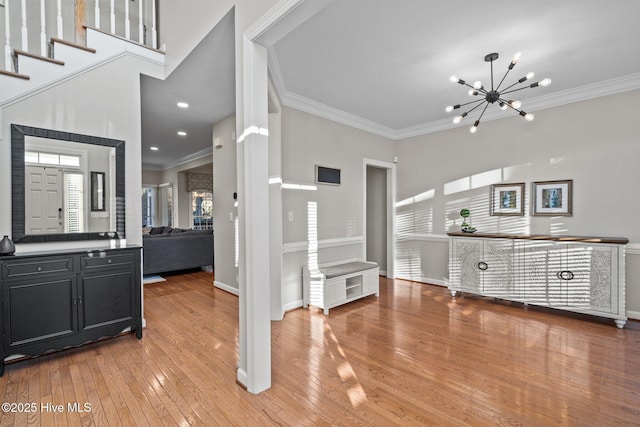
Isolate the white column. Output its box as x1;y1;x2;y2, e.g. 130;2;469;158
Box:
56;0;63;39
20;0;28;51
94;0;100;29
40;0;47;56
110;0;115;33
4;0;11;71
138;0;143;43
236;38;271;394
124;0;130;40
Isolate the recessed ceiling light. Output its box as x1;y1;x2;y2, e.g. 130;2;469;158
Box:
150;146;159;151
177;102;189;109
177;131;187;136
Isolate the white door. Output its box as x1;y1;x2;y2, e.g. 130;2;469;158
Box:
25;166;63;234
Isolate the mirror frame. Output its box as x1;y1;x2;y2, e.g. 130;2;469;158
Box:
11;124;126;243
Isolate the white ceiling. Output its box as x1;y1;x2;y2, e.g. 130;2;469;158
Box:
141;0;640;168
140;10;235;170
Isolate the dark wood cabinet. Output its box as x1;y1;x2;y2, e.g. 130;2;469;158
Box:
1;247;142;375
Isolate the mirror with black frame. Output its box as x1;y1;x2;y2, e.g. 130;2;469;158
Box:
11;124;126;243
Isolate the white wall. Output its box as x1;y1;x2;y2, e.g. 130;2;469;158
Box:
280;106;395;307
212;114;238;294
395;89;640;315
0;54;163;251
157;0;235;76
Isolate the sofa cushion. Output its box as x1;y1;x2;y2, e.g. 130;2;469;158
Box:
321;261;378;279
143;232;171;238
182;229;213;236
149;226;167;235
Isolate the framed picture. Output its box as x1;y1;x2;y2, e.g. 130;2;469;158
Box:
91;171;106;211
532;180;572;216
490;183;525;216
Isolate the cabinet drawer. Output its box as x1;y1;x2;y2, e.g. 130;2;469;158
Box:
80;251;135;271
2;257;74;280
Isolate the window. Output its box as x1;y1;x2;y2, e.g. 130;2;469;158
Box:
158;185;173;227
64;173;84;232
142;187;156;227
192;191;213;230
25;151;81;167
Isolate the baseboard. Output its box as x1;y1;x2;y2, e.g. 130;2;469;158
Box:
422;277;447;287
626;310;640;321
214;280;239;296
236;368;248;389
282;300;303;318
396;276;447;287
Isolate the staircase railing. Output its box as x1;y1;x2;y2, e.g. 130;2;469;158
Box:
1;0;158;72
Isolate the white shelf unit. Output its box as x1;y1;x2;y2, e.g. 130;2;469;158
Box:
448;233;628;328
303;259;379;315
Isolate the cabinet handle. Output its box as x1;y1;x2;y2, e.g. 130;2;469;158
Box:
478;262;488;271
557;270;575;281
37;266;42;272
108;259;112;264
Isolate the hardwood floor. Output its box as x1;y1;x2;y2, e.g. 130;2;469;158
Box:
1;270;640;426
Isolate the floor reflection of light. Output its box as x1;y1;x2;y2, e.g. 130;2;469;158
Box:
323;319;368;408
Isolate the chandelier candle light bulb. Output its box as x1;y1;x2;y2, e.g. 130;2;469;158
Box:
446;52;550;133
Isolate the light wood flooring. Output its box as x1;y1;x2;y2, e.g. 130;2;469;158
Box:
1;270;640;426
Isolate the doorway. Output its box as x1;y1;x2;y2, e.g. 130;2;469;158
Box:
363;159;396;278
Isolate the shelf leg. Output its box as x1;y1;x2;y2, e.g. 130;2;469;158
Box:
614;319;627;329
449;290;457;297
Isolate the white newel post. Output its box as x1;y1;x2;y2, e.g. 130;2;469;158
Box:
4;0;11;71
40;0;47;56
56;0;63;39
20;0;28;51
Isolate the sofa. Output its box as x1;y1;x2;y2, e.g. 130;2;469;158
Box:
142;226;214;276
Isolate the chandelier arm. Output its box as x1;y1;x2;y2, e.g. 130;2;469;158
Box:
462;100;487;116
458;98;485;108
500;85;536;96
495;68;513;92
476;102;490;122
498;97;525;114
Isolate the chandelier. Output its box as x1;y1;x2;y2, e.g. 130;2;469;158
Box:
446;52;551;133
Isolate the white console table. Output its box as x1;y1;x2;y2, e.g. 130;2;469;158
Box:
448;232;628;328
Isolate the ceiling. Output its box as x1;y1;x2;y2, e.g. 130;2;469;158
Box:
140;10;235;170
140;0;640;169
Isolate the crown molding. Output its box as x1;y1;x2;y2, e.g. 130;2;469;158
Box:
154;145;213;171
282;91;399;139
277;72;640;141
245;0;304;42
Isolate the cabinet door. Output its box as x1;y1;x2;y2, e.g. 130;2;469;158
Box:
80;271;135;333
450;238;482;292
481;240;514;298
563;244;615;313
3;277;78;351
362;269;379;294
519;241;553;304
325;278;347;307
561;244;592;308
